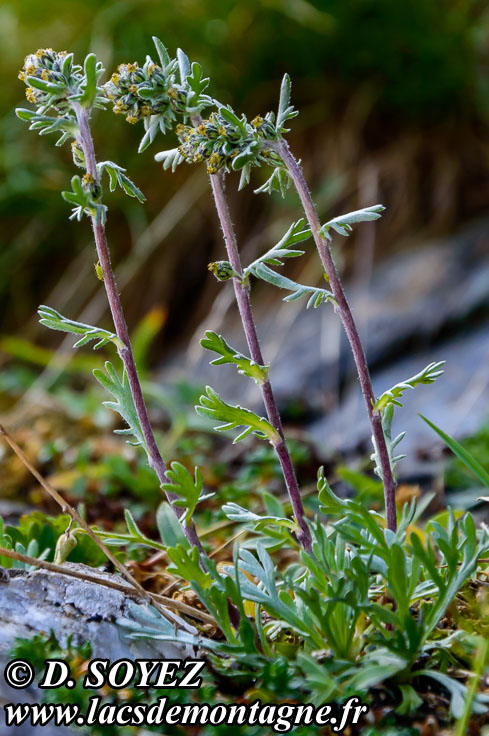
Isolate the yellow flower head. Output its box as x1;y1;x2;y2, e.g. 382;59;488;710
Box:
128;84;139;95
113;100;128;114
25;87;36;103
126;113;139;124
140;105;152;117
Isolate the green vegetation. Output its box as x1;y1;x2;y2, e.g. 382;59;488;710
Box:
2;8;489;735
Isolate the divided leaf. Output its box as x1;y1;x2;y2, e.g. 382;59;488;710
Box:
93;361;145;449
196;386;280;445
371;404;406;479
276;73;299;133
244;219;310;276
250;262;335;309
254;165;290;198
97;161;145;202
154;148;185;172
317;467;349;515
374;361;445;413
38;305;124;350
161;462;214;525
320;205;385;239
201;331;268;385
222;502;296;532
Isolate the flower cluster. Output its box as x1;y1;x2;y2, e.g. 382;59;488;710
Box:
18;48;77;111
103;57;182;128
176;110;277;175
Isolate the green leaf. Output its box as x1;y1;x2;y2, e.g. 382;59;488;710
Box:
97;161;145;203
176;48;190;84
80;53;98;109
92;361;145;449
254;165;291;197
244;219;310;276
196;386;280;445
371;403;406;479
419;415;489;489
200;331;268;384
375;361;445;412
416;670;467;719
320;205;385;239
185;62;210;109
152;36;170;67
15;108;37;121
156;502;189;549
251;262;334;309
396;684;423;715
222;502;296;531
26;76;66;95
161;462;214;525
276;73;299;132
92;510;167;552
218;105;248;136
317;467;348;515
154;148;185;172
167;544;210;588
38;305;124;350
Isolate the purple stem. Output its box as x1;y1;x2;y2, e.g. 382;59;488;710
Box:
208;171;313;552
74;104;204;552
274;139;397;531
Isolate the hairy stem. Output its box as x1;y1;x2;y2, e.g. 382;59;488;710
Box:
274;139;397;531
74;105;204;552
208;170;313;552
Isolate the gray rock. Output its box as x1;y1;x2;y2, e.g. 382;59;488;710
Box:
0;566;192;736
309;325;489;475
169;216;489;457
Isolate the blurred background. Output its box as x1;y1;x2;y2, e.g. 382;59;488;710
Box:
3;0;489;501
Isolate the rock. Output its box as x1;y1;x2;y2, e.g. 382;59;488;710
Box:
168;216;489;457
308;324;489;477
0;565;193;736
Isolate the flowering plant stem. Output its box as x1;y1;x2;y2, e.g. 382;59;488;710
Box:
208;168;313;552
273;138;397;531
74;104;204;552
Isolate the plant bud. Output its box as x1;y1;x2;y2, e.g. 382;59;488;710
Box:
54;531;77;565
208;261;234;281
